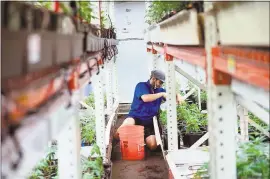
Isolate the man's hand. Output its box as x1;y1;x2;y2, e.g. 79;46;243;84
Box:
161;92;167;98
176;93;184;105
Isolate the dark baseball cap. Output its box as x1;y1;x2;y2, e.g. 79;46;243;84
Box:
151;70;165;82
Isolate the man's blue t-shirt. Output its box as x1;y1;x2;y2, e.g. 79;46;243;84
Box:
128;80;166;125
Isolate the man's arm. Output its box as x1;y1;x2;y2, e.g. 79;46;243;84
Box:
141;92;166;102
136;83;166;103
160;88;184;104
176;93;185;104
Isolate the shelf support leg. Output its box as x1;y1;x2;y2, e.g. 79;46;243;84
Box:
93;73;106;158
58;112;81;179
198;87;202;110
152;53;158;70
239;106;249;141
205;3;237;178
105;61;114;114
165;56;178;150
211;86;238;179
112;57;119;102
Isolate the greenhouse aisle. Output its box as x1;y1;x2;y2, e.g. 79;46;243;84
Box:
112;156;168;179
111;115;169;179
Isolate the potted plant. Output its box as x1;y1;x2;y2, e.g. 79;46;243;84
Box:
80;108;96;146
81;123;96;146
145;1;192;25
29;144;58;179
178;103;208;147
182;114;203;147
248;112;269;142
82;144;105;179
196;90;207;110
195;137;270;179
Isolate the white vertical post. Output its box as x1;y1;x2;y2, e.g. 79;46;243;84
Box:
239;106;249;141
105;61;114;114
195;66;202;110
212;86;238;179
198;87;201;110
205;2;237;178
112;57;119;101
93;73;106;157
205;6;218;178
165;59;178;151
58;90;82;179
152;54;158;70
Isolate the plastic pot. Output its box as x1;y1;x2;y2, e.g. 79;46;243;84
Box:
183;132;208;147
201;101;207;110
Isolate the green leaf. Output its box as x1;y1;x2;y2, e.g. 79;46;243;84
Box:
91;144;101;156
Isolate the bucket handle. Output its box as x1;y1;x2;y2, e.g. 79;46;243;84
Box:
138;144;146;152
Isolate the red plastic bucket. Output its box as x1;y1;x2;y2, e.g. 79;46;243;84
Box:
118;125;145;160
169;169;174;179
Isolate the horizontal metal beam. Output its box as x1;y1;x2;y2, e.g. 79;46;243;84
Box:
232;79;269;110
213;47;269;90
175;65;206;90
236;95;269;125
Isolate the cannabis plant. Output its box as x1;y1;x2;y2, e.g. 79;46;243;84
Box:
195;137;270;179
82;144;104;179
145;1;187;25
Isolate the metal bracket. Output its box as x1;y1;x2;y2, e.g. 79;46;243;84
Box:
175;65;206;90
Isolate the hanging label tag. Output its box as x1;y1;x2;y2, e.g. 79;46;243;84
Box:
27;34;41;64
227;55;236;73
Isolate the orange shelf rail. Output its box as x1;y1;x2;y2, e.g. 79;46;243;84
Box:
165;45;206;68
2;50;104;124
147;44;206;69
212;46;270;90
153;44;165;54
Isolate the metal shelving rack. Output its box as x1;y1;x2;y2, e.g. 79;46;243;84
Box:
1;1;119;179
145;1;269;179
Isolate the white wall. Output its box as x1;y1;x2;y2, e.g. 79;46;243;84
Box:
114;2;150;103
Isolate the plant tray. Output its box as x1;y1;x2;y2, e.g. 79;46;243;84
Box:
166;149;209;179
2;70;66;123
213;2;269;46
148;25;161;43
159;9;204;45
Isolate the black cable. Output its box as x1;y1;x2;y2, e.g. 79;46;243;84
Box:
102;39;109;62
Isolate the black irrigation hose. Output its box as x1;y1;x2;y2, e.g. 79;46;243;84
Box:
86;58;93;79
102;39;109;62
8;125;24;170
2;104;24;171
94;57;100;75
107;47;113;61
